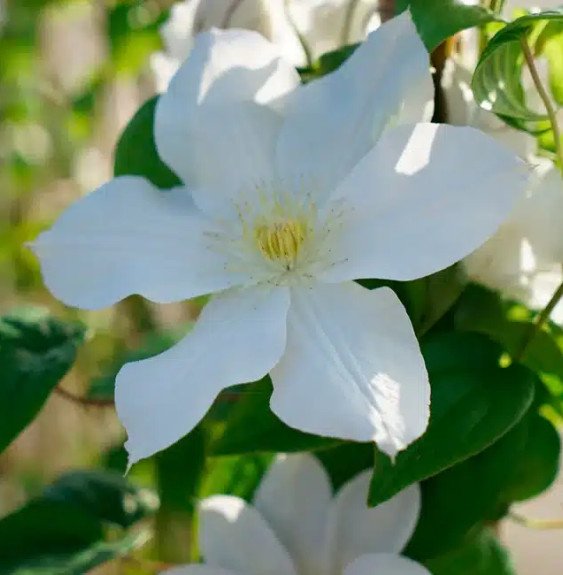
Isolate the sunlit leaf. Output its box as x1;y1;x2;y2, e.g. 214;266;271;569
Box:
472;9;563;129
369;332;535;506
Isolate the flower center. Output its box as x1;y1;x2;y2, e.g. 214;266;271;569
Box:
254;219;307;269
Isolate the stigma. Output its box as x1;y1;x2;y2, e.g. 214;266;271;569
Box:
254;219;307;269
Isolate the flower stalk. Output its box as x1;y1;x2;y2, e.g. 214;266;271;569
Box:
514;276;563;362
520;36;563;171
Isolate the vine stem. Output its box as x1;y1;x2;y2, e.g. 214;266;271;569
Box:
513;279;563;362
512;37;563;361
510;511;563;530
489;0;506;14
54;385;115;407
520;37;563;169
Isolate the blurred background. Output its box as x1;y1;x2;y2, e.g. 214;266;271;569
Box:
0;3;199;572
0;1;561;573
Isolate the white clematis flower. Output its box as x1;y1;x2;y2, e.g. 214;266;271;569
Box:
151;0;305;91
287;0;381;61
441;57;536;159
32;13;526;466
464;159;563;323
151;0;379;90
442;45;563;323
162;453;429;575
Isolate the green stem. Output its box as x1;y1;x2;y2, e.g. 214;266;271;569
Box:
489;0;506;14
512;38;563;361
514;278;563;362
510;511;563;529
54;385;115;408
520;37;563;170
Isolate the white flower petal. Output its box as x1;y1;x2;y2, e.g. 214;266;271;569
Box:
116;285;290;465
199;495;297;575
193;0;306;67
519;160;563;262
327;472;420;572
194;0;270;36
253;454;332;575
31;177;239;310
165;102;283;218
161;0;199;61
262;0;308;67
463;220;536;302
162;566;237;575
151;51;184;93
344;554;431;575
155;28;299;199
162;27;299;108
288;0;376;61
270;282;430;457
322;123;527;283
275;11;433;197
441;57;535;159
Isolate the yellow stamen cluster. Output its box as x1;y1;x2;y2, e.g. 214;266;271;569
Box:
254;219;307;269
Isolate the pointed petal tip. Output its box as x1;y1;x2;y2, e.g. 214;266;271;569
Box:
123;442;139;475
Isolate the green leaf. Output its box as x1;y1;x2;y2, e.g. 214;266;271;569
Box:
211;378;341;455
359;266;465;337
300;44;358;81
42;470;158;529
369;332;535;506
0;501;103;562
406;405;559;560
397;0;498;51
12;531;150;575
108;1;166;76
455;284;563;380
201;453;273;501
500;408;561;503
1;531;149;575
425;528;516;575
0;471;156;574
0;308;85;453
540;21;563;106
472;10;563;125
316;443;375;491
403;265;466;336
88;329;182;400
302;0;497;80
114;96;181;189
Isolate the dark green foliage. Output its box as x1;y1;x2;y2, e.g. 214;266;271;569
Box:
114;96;182;189
369;333;535;506
0;471;156;574
0;308;85;453
211;377;342;455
